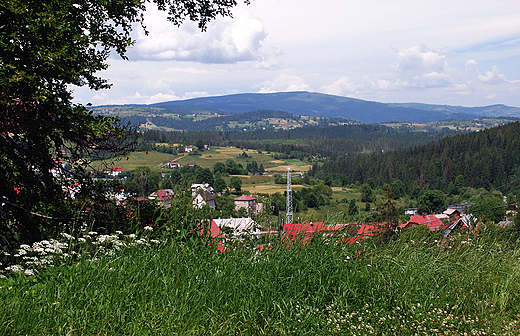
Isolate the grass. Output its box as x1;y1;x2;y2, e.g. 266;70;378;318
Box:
114;147;312;173
97;151;180;171
2;229;520;335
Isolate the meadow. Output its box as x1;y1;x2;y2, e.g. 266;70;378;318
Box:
2;227;520;335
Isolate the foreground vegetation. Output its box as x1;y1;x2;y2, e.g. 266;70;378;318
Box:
2;227;520;335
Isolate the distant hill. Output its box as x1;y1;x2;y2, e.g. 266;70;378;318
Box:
311;121;520;193
148;92;520;123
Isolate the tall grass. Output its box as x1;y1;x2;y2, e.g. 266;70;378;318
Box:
1;227;520;335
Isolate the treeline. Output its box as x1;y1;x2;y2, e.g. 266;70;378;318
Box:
310;121;520;194
123;110;295;131
135;124;458;160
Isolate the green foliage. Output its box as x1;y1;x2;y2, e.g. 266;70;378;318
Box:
470;192;506;223
3;234;520;334
0;0;245;250
125;166;161;198
213;177;227;193
314;122;520;193
347;199;358;217
229;176;242;191
194;138;204;150
360;183;375;202
195;167;214;185
417;189;446;214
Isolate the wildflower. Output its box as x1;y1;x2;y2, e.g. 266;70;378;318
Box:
60;233;74;240
144;226;153;231
6;265;23;273
88;231;98;235
116;231;123;235
24;269;35;276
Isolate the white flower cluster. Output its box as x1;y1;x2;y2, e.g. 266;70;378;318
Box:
1;229;161;277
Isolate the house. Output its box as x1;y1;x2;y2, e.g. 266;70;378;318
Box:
111;167;122;176
281;222;326;243
167;162;181;169
188;163;197;167
193;192;216;209
447;203;474;214
443;214;480;237
404;208;418;215
443;208;461;218
185;145;193;153
399;214;443;231
190;183;214;196
148;189;174;207
196;220;226;253
234;195;258;215
213;217;260;239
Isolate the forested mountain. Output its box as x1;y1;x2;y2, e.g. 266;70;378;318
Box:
310;121;520;194
148;92;520;123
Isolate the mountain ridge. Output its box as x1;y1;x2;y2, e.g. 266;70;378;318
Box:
145;91;520;124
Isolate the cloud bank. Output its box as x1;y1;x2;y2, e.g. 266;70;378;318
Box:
133;8;267;64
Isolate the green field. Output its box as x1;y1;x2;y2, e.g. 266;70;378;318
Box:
113;147;312;173
100;151;178;171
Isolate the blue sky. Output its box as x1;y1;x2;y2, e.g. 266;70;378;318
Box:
73;0;520;107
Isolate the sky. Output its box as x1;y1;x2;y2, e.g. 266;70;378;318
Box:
73;0;520;107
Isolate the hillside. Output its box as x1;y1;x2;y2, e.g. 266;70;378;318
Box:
148;92;520;123
311;121;520;194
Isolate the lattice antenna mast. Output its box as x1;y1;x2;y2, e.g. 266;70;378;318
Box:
286;167;293;224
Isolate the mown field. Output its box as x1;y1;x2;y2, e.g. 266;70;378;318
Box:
2;228;520;335
108;147;311;174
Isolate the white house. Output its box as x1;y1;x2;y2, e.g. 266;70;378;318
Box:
185;146;193;153
213;217;260;239
190;183;214;196
192;192;216;209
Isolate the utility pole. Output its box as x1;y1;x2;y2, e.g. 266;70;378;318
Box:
286;167;293;224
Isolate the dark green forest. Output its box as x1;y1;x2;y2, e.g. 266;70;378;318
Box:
309;121;520;195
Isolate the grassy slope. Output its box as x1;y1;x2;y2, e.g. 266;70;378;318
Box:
2;230;520;335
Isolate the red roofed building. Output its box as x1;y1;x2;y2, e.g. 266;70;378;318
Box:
399;214;443;231
234;195;258;214
148;189;174;207
111;167;122;176
196;220;226;253
282;222;326;243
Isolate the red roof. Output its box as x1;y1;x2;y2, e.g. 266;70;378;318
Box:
282;222;326;242
405;214;443;231
234;195;257;201
156;189;172;201
112;167;122;172
356;223;388;236
197;220;225;252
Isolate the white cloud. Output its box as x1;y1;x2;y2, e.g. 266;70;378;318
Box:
465;59;480;78
258;73;312;93
253;57;283;70
321;77;357;95
392;45;454;88
133;7;267;63
478;65;508;84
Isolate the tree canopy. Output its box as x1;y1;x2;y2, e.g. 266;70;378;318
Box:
0;0;246;249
